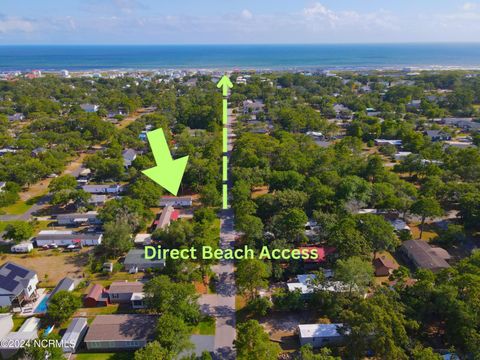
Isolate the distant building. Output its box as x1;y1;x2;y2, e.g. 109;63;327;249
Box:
243;100;265;115
56;211;101;226
159;196;192;207
35;230;103;247
374;139;403;146
425;130;451;142
400;240;451;272
122;149;137;168
134;233;152;246
83;314;158;351
297;324;346;348
123;249;166;272
394;152;412;161
373;256;399;277
61;318;88;354
7;113;25;122
80;104;99;113
82;184;123;194
88;195;107;206
0;262;38;308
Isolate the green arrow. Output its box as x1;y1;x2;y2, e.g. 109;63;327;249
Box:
216;75;233;97
142;128;188;196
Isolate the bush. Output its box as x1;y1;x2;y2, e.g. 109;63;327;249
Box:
245;297;272;317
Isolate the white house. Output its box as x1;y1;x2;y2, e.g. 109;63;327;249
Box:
80;104;99;113
82;184;123;194
0;262;38;308
56;211;101;226
35;230;103;247
122;149;137;168
298;323;346;348
159;196;192;207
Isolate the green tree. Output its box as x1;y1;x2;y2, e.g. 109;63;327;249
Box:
155;313;193;356
410;197;443;239
234;320;281;360
4;221;34;242
134;341;172;360
297;344;341;360
236;259;270;300
356;214;399;258
45;291;81;325
335;256;374;293
102;219;132;257
22;333;64;360
144;275;200;324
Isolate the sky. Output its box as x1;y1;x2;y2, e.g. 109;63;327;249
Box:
1;0;480;44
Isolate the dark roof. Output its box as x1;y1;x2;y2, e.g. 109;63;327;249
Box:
401;240;450;271
84;314;158;342
49;277;75;300
0;262;36;296
124;249;165;267
373;257;398;270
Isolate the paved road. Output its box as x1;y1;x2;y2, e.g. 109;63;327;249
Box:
198;106;237;359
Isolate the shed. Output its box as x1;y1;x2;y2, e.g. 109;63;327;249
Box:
84;284;108;307
48;277;76;304
298;323;346;348
373;256;399;277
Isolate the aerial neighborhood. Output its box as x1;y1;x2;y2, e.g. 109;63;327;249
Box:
0;68;479;360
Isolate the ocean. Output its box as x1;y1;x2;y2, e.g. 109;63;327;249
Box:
1;44;480;71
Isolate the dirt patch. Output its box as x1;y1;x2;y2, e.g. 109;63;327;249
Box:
0;248;91;286
260;311;331;351
251;186;269;199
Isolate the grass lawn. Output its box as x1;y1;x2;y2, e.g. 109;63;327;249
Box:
0;200;32;215
75;304;120;317
192;316;215;335
0;220;53;235
12;316;26;331
75;352;133;360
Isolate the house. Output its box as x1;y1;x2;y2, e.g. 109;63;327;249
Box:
442;117;480;132
134;233;153;246
88;194;107;206
35;230;103;247
61;317;88;353
444;140;474;148
84;284;109;307
298;246;336;269
82;184;123;194
123;249;166;272
154;206;178;231
83;314;158;351
373;256;399;277
122;149;137;168
400;240;451;273
0;182;6;192
394;152;412;161
297;324;346;348
0;262;38;308
31;147;46;157
80;104;99;113
0;317;39;359
108;281;145;308
333;104;352;119
10;242;33;253
374;139;403;146
159;195;192;207
425;130;451;142
48;277;76;304
406;100;422;111
243;100;265;115
7;113;25;121
389;219;411;232
56;211;101;226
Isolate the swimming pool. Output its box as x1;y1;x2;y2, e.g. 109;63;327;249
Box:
34;295;49;313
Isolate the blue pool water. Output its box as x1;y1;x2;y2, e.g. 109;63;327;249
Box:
34;295;49;313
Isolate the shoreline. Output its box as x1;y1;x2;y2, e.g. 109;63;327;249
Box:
2;64;480;74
